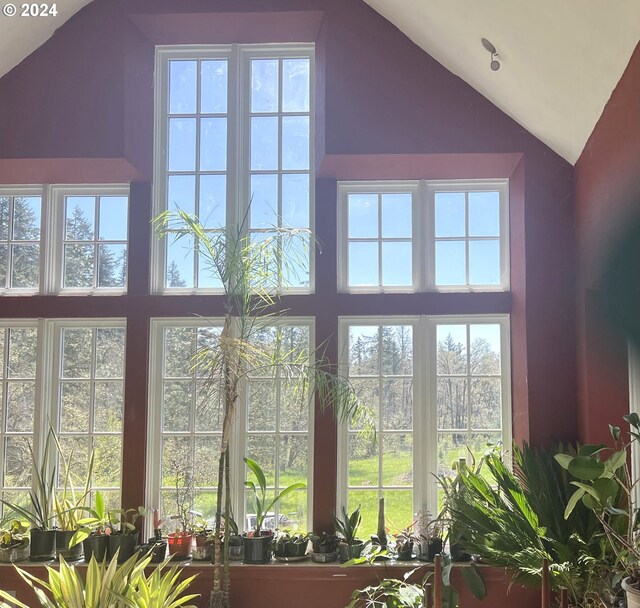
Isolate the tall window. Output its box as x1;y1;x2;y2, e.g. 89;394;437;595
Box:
0;322;39;512
147;319;313;532
0;190;42;292
154;45;314;293
339;315;510;531
52;321;126;508
338;180;509;292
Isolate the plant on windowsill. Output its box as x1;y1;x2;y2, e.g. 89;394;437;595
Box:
0;520;30;563
274;530;309;559
334;505;366;563
0;429;57;561
107;506;144;563
154;209;373;608
392;524;420;561
67;489;112;562
555;414;640;608
164;452;197;560
414;510;443;562
243;457;305;564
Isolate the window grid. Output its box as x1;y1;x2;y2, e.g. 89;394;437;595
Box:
0;324;38;514
0;192;42;292
245;324;310;530
55;323;126;508
62;195;129;291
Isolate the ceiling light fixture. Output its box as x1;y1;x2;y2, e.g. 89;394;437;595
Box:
481;38;501;71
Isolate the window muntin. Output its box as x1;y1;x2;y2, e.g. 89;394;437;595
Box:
338;180;509;292
245;323;311;531
344;323;415;537
0;190;42;292
62;195;129;290
154;45;314;294
0;322;39;513
339;315;511;528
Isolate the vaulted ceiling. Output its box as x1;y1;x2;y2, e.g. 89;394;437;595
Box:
0;0;638;164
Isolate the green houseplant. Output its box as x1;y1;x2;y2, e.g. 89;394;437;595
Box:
334;505;366;563
68;490;111;562
107;506;144;563
0;551;199;608
154;210;372;607
0;520;30;563
1;431;57;560
556;414;640;607
243;457;305;564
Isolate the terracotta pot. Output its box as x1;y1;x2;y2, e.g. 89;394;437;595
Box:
167;533;192;559
623;578;640;608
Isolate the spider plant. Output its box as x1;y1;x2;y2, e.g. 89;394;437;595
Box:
0;551;199;608
154;209;374;607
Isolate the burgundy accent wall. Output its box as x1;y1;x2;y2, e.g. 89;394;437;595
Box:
0;0;578;528
575;42;640;444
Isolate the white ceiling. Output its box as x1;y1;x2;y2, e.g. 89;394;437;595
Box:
0;0;638;164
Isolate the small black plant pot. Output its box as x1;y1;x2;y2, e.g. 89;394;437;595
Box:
30;529;55;561
426;538;443;561
274;542;288;558
242;532;273;564
142;539;167;563
83;534;109;562
286;541;308;558
56;530;83;561
109;533;137;563
396;542;414;561
338;541;365;563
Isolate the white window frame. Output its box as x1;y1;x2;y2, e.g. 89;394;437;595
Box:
147;316;315;537
337;182;420;294
152;44;315;296
0;186;45;296
46;184;130;295
337;179;510;293
337;314;511;521
42;318;127;498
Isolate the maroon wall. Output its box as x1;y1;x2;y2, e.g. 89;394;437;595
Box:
575;42;640;444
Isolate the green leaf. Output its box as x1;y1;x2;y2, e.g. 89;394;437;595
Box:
564;487;586;519
605;450;627;472
244;457;267;494
570;481;600;501
593;477;619;505
624;412;640;429
578;444;607;457
568;456;605;480
462;564;486;600
554;454;572;470
610;425;621;441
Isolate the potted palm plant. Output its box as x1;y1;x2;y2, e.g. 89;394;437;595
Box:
0;431;57;561
154;210;373;606
334;505;366;563
243;457;305;564
556;413;640;607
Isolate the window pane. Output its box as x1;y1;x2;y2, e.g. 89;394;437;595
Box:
348;194;378;238
349;326;379;375
201;60;228;114
282;58;310;113
348;434;378;487
169;60;197;114
278;489;307;531
279;435;308;486
166;236;194;289
168;175;196;215
93;436;122;487
60;382;90;432
99;197;128;241
381;326;413;376
246;435;276;487
282;116;309;170
435;192;465;237
163;381;192;432
381;434;412;487
199;175;226;229
437;325;467;374
164;327;194;377
12;197;41;240
349;242;379;286
247;380;277;431
64;244;95;288
0;197;9;239
469;240;500;285
97;244;127;288
381;379;412;431
95;328;125;378
251;59;279;113
470;324;501;374
168;118;196;172
349;379;379;431
5;437;31;487
251;117;279;170
94;382;123;432
469;191;500;237
382;242;412;286
381;193;411;238
8;328;37;378
347;490;378;537
382;489;413;532
0;245;6;287
282;174;309;228
194;436;221;487
280;380;308;432
437;378;468;430
200;117;227;171
65;197;95;240
250;174;279;228
6;382;35;432
11;244;39;288
62;329;93;378
435;240;466;285
470;378;502;429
